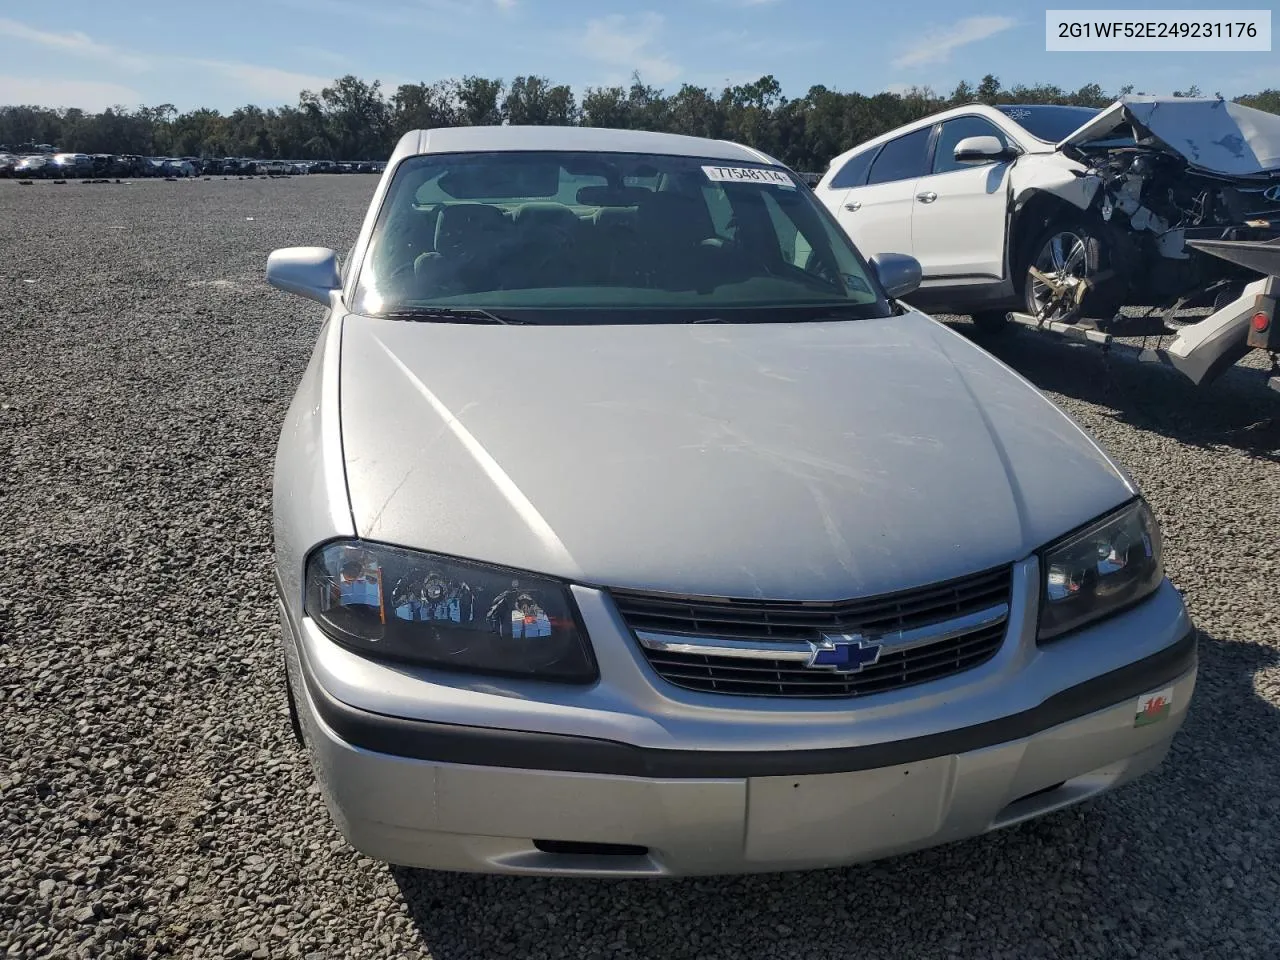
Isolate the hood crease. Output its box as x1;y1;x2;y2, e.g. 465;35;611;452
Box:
942;341;1031;550
370;333;580;576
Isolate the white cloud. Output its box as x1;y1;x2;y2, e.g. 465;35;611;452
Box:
190;60;333;101
494;0;517;8
0;75;143;111
581;13;681;86
710;28;750;45
291;46;352;70
0;18;149;72
274;0;471;27
892;15;1016;69
709;27;823;57
0;16;337;108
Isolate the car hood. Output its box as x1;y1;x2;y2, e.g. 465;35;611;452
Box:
339;310;1134;601
1058;95;1280;178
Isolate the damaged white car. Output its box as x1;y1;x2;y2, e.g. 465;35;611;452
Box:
815;97;1280;384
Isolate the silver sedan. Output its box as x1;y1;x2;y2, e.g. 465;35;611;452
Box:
267;125;1196;877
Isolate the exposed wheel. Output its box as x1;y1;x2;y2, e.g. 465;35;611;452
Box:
970;310;1010;334
1022;219;1122;324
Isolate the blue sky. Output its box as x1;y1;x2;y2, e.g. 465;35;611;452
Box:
0;2;1272;112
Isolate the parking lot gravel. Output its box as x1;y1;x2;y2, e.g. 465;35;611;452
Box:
1;175;1279;960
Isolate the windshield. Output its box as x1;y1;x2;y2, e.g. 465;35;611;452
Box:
996;105;1102;143
351;150;889;323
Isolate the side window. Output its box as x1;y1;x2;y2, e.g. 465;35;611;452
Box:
931;116;1014;175
829;149;876;189
865;128;932;186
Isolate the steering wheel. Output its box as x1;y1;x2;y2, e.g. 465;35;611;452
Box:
378;255;424;296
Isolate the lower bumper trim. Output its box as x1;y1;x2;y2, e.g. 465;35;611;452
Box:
298;628;1197;779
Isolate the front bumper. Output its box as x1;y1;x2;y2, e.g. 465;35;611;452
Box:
279;562;1197;876
291;651;1193;877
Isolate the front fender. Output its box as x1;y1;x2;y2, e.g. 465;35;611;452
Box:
273;309;355;609
1010;155;1100;213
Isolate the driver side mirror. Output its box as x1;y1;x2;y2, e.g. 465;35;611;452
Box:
266;247;341;305
953;135;1015;164
869;253;922;300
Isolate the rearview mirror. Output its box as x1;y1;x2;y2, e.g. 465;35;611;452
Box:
267;247;341;305
869;253;922;300
954;135;1012;164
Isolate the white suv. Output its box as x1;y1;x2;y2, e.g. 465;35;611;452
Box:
813;98;1280;331
814;103;1107;329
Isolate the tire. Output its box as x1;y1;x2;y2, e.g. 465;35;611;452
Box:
970;310;1010;335
1021;218;1123;324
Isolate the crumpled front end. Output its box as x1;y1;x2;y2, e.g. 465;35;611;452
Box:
1021;97;1280;317
1069;96;1280;263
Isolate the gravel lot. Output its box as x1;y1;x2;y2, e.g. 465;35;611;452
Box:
2;176;1279;960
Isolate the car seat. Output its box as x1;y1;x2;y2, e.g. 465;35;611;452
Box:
414;203;513;295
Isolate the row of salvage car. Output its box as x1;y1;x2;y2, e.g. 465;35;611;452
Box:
812;96;1280;390
0;152;387;179
1;153;202;179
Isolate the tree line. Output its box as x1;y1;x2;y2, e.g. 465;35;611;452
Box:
3;73;1277;173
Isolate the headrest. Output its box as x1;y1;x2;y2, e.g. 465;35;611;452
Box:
512;201;579;229
434;203;509;256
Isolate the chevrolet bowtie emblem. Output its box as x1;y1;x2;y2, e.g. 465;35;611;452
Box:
807;633;883;674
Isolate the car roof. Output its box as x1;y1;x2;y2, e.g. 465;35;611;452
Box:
389;125;780;168
822;102;1060;172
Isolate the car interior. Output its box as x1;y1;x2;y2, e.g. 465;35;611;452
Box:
363;161;861;304
373;191;791;298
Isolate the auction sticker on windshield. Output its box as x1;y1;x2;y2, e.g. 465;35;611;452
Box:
703;166;796;188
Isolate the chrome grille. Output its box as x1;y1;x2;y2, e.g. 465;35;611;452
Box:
612;565;1013;699
638;622;1007;698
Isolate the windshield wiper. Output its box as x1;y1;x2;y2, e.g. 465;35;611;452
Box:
686;306;875;324
802;307;878;322
381;306;529;325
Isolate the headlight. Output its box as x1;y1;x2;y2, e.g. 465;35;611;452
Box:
1038;499;1164;642
304;540;596;682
